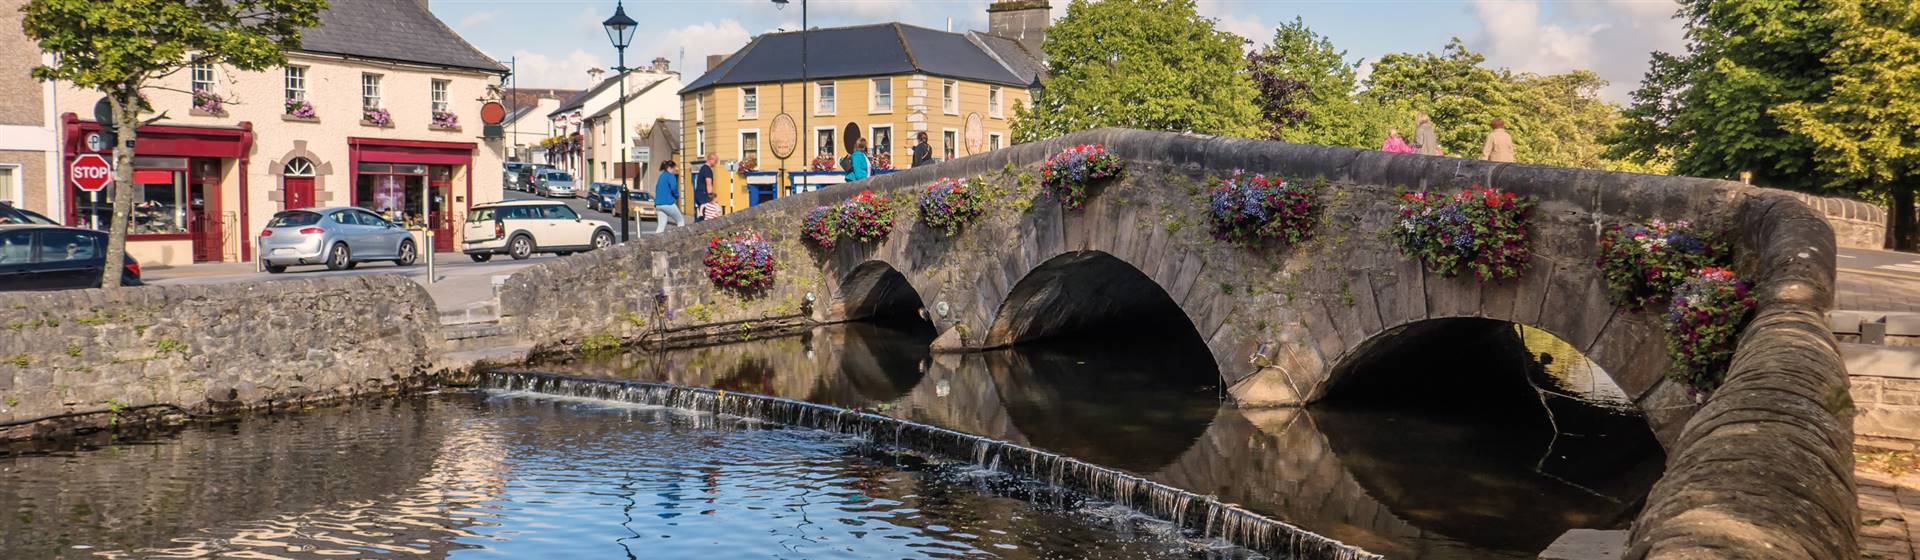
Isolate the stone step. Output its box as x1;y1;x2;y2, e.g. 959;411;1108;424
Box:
439;301;502;326
441;320;519;353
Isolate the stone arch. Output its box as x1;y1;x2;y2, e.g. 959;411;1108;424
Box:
265;141;336;208
983;250;1207;349
829;260;930;323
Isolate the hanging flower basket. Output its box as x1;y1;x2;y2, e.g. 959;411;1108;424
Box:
284;98;317;120
837;190;895;243
918;177;988;236
811;153;837;172
738;157;758;175
704;232;777;293
801;205;839;250
1041;144;1125;211
362;107;392;127
1390;185;1535;283
430;110;459;130
1597;219;1728;310
191;90;225;115
1663;267;1757;395
1206;171;1318;246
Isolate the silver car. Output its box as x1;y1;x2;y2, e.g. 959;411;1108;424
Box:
534;170;577;198
257;207;419;273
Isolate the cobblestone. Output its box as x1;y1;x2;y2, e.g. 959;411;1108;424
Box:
1858;454;1920;560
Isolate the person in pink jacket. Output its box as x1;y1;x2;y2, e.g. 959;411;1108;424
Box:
1381;128;1415;154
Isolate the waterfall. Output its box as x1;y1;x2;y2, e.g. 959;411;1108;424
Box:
478;371;1380;560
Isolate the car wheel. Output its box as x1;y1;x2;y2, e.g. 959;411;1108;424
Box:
508;235;533;260
395;239;418;266
591;229;613;250
265;264;287;274
470;253;493;263
326;243;351;271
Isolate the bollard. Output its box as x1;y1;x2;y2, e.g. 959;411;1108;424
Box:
425;231;436;284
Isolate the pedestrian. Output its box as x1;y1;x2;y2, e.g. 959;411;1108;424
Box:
911;131;933;167
1481;118;1516;163
846;138;871;182
652;160;686;233
1381;128;1415;154
693;153;716;222
1412;112;1443;156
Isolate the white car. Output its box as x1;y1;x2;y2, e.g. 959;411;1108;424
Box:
462;200;614;262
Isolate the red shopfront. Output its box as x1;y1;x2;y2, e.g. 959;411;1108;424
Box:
348;138;474;253
61;114;254;263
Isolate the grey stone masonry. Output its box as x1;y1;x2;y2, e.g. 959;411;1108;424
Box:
498;128;1854;560
0;276;441;440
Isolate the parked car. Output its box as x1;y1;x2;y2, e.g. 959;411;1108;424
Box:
0;225;141;290
586;183;654;218
503;162;533;192
257;207;419;273
462;200;614;262
625;189;658;220
0;203;58;225
533;170;577;198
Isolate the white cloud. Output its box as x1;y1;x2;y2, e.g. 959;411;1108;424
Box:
640;19;753;75
1196;0;1268;49
508;49;605;90
458;11;498;30
1467;0;1685;102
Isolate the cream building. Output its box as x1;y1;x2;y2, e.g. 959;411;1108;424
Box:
0;0;60;220
38;0;507;266
582;59;682;186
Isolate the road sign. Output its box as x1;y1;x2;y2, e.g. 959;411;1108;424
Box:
71;154;113;192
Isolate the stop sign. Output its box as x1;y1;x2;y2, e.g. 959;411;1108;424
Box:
71;154;113;192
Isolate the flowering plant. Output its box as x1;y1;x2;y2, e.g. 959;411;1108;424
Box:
801;205;839;250
1663;267;1757;394
1041;144;1126;210
1390;185;1535;282
431;110;459;129
873;150;894;170
1598;219;1727;310
738;157;758;175
811;153;837;172
192;90;224;114
919;177;989;236
1206;171;1317;246
837;190;895;243
704;232;777;292
284;98;316;119
362;107;392;127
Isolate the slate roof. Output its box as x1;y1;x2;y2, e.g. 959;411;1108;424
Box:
970;33;1044;88
297;0;506;73
680;23;1041;94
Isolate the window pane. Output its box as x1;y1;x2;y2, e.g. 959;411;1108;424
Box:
358;163;392;173
132;157;188;169
0;167;13;205
0;231;31;264
131;170;187;234
547;205;579;220
38;230;99;263
392;164;427;175
268;211;322;227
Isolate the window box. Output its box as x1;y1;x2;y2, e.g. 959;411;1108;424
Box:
361;107;393;128
281;114;320;123
430;110;460;131
190;90;226;117
283;98;317;122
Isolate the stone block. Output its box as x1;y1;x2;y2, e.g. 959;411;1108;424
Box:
1886;312;1920;337
1587;310;1670;400
1540;529;1627;560
1423;269;1482;319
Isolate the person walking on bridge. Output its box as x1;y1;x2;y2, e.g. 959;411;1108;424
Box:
912;132;934;167
652;160;686;233
846;138;872;182
1481;118;1516;163
1412;112;1443;156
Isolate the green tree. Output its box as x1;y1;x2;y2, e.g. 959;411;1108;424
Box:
1775;0;1920;250
1507;70;1637;171
1011;0;1260;142
1364;39;1514;157
1247;18;1408;148
24;0;325;287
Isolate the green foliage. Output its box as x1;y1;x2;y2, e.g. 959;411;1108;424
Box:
3;396;18;408
1249;19;1410;148
9;354;27;368
580;333;621;355
1012;0;1260;141
151;338;185;356
66;344;82;358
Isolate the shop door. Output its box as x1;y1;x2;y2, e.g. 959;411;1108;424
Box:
189;162;222;263
285;177;315;209
430;168;454;252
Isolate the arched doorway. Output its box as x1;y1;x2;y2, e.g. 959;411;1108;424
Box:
282;157;316;210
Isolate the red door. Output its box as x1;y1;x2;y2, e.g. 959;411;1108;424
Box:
284;177;315;209
430;179;454;252
189;163;222;262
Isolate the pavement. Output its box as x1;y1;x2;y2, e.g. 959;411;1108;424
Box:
1859;454;1920;560
1841;247;1920;313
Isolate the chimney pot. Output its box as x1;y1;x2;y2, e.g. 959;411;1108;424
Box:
706;54;725;72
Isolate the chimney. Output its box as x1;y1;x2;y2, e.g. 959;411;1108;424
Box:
987;1;1051;56
415;0;428;9
587;67;605;84
652;57;671;73
706;54;725;72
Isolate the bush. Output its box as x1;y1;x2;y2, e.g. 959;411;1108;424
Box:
1040;144;1125;210
918;177;989;236
1597;219;1727;310
1663;267;1757;394
1390;185;1535;282
1206;171;1317;246
838;190;895;243
704;232;776;293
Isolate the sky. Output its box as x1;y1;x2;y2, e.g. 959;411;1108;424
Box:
429;0;1688;102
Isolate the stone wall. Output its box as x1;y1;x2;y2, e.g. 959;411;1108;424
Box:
1786;191;1889;250
0;276;441;439
499;128;1855;559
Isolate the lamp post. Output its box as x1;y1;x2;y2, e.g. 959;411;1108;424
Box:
774;0;806;195
604;1;638;242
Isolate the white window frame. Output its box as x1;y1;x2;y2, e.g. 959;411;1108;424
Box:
989;133;1003;151
942;80;958;115
695;126;706;158
813;126;837;159
284;66;307;101
190;63;215;94
0;164;20;207
739;86;758;119
739;129;761;164
361;73;383;109
814;81;836;116
989;86;1004;119
695;96;705;123
941;129;958;161
431;79;450;113
869;124;893;160
869;78;893;114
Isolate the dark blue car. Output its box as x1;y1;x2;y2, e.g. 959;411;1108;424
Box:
586;182;651;217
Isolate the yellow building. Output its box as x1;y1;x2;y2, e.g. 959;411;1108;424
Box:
675;3;1048;211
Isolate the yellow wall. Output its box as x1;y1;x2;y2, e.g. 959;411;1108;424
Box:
679;74;1028;212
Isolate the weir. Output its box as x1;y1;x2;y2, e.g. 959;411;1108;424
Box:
478;370;1382;560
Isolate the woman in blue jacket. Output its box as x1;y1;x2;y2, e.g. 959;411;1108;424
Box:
846;138;871;182
652;160;685;233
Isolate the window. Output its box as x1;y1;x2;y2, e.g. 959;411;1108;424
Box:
0;165;17;207
740;87;758;119
816;81;836;115
740;130;760;164
871;78;893;112
191;63;215;94
269;211;322;227
942;130;957;161
283;158;315;177
870;125;893;159
695;96;704;123
989;133;1002;151
989;86;1003;119
116;157;189;235
695;127;706;157
815;128;836;159
284;66;307;101
431;79;450;113
541;204;580;220
943;80;957;115
38;231;99;263
361;73;382;109
0;231;28;264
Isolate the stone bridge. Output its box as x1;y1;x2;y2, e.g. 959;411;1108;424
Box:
500;128;1855;558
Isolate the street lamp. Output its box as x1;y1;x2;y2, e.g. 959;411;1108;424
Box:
604;1;638;242
774;0;807;195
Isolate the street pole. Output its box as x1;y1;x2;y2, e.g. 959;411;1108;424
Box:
618;50;630;242
800;0;808;195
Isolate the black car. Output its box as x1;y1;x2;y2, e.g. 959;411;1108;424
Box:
0;225;142;290
0;203;59;225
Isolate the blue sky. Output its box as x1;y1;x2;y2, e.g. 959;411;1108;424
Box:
430;0;1686;102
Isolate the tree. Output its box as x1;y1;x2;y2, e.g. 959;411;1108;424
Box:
1364;39;1515;157
1775;0;1920;250
1011;0;1260;142
1508;70;1636;171
1247;18;1408;148
24;0;325;288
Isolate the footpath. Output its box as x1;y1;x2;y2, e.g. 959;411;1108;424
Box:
1837;256;1920;559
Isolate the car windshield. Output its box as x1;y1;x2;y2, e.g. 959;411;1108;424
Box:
469;208;494;222
546;172;572;181
268;211;323;228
